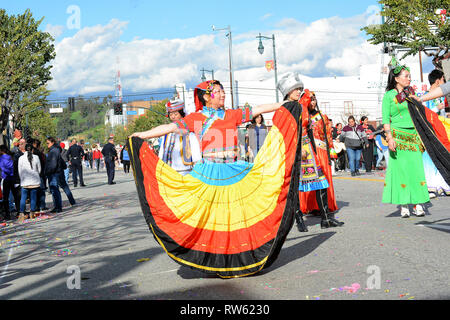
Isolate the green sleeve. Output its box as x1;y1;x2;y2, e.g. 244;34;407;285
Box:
382;91;392;125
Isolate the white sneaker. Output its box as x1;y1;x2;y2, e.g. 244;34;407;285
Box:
429;192;436;199
400;206;410;218
413;204;425;217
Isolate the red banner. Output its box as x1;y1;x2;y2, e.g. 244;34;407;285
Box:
265;60;274;72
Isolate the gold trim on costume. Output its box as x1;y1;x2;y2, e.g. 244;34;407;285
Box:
392;129;425;153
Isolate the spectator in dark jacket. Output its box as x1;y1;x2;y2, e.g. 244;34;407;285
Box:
102;137;118;185
68;139;86;187
0;145;21;220
60;142;70;183
55;143;76;207
45;137;63;213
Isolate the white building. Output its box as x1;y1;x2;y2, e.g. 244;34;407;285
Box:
176;53;430;126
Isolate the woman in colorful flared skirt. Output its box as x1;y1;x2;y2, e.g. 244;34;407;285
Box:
129;80;306;278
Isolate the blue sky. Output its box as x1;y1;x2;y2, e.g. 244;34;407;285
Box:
5;0;380;41
2;1;433;97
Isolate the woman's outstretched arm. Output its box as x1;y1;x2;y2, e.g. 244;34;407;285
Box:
414;82;449;102
252;102;287;117
130;123;179;140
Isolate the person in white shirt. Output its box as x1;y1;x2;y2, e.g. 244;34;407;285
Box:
18;143;41;222
158;98;201;175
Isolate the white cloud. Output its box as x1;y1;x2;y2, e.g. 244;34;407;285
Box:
48;9;381;96
45;24;65;39
260;13;273;21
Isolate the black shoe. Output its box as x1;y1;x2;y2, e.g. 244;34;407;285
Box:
351;172;356;176
50;208;62;213
321;218;344;229
109;182;116;185
327;213;344;226
355;171;361;176
294;211;308;232
80;184;86;187
73;184;77;188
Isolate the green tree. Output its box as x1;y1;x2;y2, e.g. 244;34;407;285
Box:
362;0;450;69
57;109;77;140
0;9;56;133
55;96;110;140
24;109;56;148
112;125;129;146
128;100;170;134
11;85;50;130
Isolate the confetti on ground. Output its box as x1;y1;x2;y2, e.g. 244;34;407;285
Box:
51;249;77;257
137;258;150;262
340;283;361;294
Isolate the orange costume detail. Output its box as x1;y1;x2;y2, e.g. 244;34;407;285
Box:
300;111;338;214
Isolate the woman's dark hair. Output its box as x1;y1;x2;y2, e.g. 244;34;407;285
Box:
348;115;355;123
168;109;186;118
360;116;368;123
0;145;13;156
196;80;223;107
386;68;408;91
336;122;342;128
25;143;34;169
47;137;57;145
251;114;265;125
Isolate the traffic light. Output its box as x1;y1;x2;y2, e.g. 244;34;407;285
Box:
68;97;75;111
113;103;123;115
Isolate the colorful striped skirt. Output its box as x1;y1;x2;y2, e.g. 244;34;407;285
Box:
128;102;302;278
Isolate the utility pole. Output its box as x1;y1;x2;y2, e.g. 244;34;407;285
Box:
213;25;235;108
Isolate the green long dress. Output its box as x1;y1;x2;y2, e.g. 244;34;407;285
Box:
382;89;429;205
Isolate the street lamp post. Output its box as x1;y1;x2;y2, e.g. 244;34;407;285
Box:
201;68;214;82
212;25;235;108
256;33;279;102
174;85;185;101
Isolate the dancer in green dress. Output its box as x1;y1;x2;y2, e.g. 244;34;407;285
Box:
382;58;429;217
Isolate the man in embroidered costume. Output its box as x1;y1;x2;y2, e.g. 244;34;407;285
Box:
301;91;342;228
129;80;304;278
277;72;343;232
158;98;201;176
382;57;450;218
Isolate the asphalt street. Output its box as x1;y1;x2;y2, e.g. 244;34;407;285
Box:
0;166;449;300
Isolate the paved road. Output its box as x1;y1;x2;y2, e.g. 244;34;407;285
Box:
0;167;449;300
